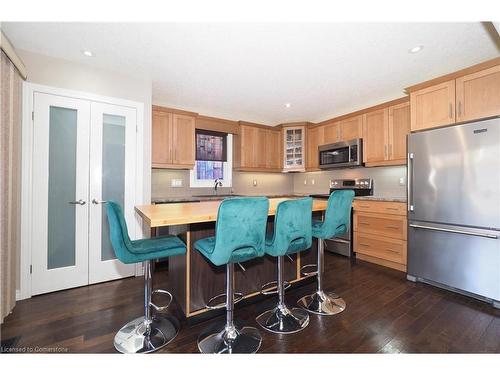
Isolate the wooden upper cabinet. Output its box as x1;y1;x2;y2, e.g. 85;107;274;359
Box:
237;125;281;171
266;130;281;170
323;122;340;144
363;108;388;164
171;114;195;167
339;115;363;141
152;108;196;169
152;110;173;167
240;125;257;168
410;80;455;131
456;65;500;123
306;125;324;170
388;102;410;162
255;128;268;168
282;126;306;171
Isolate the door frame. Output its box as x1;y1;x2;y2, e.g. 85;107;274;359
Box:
19;83;145;300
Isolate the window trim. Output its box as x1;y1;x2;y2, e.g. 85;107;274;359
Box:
190;134;232;188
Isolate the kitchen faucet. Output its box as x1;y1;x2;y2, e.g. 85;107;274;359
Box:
214;178;223;195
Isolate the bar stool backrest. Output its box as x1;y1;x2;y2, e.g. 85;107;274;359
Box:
211;197;270;266
267;197;313;256
106;200;136;264
318;190;355;239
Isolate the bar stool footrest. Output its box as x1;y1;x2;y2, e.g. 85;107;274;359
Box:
260;280;291;295
205;292;244;310
150;289;173;312
300;264;318;277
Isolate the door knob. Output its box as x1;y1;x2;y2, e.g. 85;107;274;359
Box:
68;199;86;205
92;199;107;205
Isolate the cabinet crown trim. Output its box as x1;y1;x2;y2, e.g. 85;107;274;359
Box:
404;57;500;93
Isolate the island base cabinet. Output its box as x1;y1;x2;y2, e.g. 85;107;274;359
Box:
168;220;318;317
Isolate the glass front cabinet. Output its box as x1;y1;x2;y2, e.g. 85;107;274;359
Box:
282;125;306;172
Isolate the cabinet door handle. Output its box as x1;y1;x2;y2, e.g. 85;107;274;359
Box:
385;225;399;229
359;222;371;226
384;145;388;159
449;103;453;119
385;248;399;254
385;207;399;211
359;243;371;247
458;101;462;117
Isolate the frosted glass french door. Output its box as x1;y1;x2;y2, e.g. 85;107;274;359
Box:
32;93;91;295
88;103;136;284
32;93;136;295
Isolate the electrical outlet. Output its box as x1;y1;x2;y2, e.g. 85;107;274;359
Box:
303;179;307;185
311;179;315;185
253;179;258;187
171;179;183;188
399;177;405;186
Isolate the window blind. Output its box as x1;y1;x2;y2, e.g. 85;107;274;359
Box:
195;130;227;162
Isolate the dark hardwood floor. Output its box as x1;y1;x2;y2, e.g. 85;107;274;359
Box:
2;253;500;353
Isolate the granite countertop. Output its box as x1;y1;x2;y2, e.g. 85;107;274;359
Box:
152;194;406;204
354;196;407;203
151;194;309;204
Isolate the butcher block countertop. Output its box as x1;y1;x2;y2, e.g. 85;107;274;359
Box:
135;197;328;228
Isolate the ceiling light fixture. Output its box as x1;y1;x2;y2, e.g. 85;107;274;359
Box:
408;45;423;54
82;50;93;57
285;103;291;108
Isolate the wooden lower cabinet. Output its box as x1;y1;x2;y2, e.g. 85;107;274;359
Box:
353;200;407;272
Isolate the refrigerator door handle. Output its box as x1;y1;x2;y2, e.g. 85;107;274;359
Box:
407;152;414;212
409;224;498;239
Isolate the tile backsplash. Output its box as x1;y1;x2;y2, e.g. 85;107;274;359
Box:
151;169;294;199
152;165;406;200
292;166;407;197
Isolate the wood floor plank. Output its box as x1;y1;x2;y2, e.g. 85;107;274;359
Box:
2;254;499;353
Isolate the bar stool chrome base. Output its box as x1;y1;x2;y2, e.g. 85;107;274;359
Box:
297;290;346;316
256;304;309;334
114;314;180;354
197;321;262;354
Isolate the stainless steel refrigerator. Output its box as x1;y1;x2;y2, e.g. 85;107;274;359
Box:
407;117;500;307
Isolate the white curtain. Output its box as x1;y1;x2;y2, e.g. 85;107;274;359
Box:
0;49;23;323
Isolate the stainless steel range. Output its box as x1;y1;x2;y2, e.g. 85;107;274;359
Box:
310;178;373;257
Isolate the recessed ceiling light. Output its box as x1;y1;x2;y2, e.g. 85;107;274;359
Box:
82;50;93;57
408;45;423;54
285;103;291;108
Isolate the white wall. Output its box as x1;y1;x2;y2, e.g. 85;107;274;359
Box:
18;49;153;207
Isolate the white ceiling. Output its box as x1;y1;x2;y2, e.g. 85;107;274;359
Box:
3;22;499;124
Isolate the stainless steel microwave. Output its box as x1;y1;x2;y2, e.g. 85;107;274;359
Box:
318;139;363;169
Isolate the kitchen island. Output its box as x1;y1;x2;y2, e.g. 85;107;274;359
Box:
135;197;328;318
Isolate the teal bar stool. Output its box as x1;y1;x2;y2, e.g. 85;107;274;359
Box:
256;197;313;334
194;197;269;354
297;190;354;315
106;201;186;353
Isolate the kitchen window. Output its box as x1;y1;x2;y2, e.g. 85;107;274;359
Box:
190;130;232;188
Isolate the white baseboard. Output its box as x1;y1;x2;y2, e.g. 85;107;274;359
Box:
15;289;24;301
